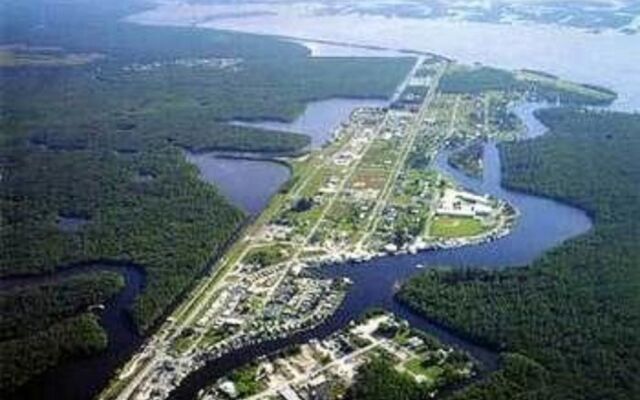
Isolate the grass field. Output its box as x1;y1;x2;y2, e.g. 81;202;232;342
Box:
243;244;291;267
516;70;616;101
404;357;443;384
0;49;103;67
429;216;487;238
349;168;389;191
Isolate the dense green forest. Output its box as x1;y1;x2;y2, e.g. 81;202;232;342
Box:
397;108;640;399
0;0;414;391
347;353;549;400
0;272;123;388
0;271;124;340
0;313;109;390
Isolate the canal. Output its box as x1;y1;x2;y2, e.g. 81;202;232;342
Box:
167;101;592;399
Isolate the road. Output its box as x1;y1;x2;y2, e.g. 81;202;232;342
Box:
357;64;447;247
101;58;449;400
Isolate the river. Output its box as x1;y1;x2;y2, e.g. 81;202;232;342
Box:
5;88;592;400
168;104;592;399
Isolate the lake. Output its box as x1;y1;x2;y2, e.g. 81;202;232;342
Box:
129;1;640;111
184;152;291;215
229;98;389;149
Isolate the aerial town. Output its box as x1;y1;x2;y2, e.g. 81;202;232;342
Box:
199;312;476;400
99;56;522;400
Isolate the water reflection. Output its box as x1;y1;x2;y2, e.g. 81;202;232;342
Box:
185;152;291;215
229;98;389;149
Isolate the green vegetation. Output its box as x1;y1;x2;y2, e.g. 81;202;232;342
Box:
398;108;640;400
441;67;518;94
449;353;549;400
448;142;483;178
346;358;425;400
404;358;443;383
243;244;290;268
0;271;124;390
0;313;108;390
0;1;414;391
440;66;617;105
347;352;471;400
0;47;103;67
229;364;265;398
430;216;487;238
0;148;244;332
0;271;124;340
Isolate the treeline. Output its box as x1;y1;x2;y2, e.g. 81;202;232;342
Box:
440;66;616;105
2;0;309;63
449;353;549;400
0;272;123;390
0;147;245;330
397;108;640;399
2;55;412;154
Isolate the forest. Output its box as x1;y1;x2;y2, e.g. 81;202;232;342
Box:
0;1;414;391
0;271;124;340
396;108;640;399
0;272;124;389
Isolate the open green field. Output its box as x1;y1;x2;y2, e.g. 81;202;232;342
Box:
429;216;487;238
361;139;400;168
441;65;617;105
0;48;103;67
349;168;389;191
516;70;617;103
242;244;291;268
404;358;443;384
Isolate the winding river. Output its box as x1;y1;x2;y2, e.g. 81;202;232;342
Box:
167;102;592;399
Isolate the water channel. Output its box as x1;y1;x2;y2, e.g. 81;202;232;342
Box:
167;101;593;399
